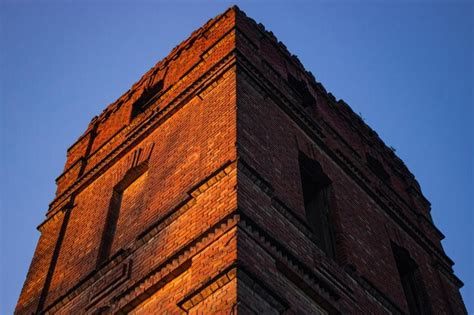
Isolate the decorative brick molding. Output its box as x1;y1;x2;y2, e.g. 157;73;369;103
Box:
239;214;342;303
41;161;237;313
115;259;192;314
87;260;132;310
178;266;237;312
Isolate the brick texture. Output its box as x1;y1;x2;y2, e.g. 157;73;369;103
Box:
16;6;466;315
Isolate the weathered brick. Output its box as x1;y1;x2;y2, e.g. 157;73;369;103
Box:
16;6;465;315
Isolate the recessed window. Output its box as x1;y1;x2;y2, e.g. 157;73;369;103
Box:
299;152;335;258
392;243;431;314
288;74;316;108
366;154;390;182
97;163;148;266
131;80;163;120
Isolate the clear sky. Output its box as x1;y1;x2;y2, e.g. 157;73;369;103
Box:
1;0;472;314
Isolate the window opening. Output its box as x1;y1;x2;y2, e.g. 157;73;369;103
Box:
299;152;335;258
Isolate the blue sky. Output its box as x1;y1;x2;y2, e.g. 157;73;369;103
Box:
1;1;472;314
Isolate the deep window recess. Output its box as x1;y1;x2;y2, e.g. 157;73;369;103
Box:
366;154;390;182
288;74;316;108
299;152;336;258
96;163;148;267
392;243;432;315
130;80;163;120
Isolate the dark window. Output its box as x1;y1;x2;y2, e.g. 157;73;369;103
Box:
288;74;316;108
299;152;335;258
367;154;390;182
392;243;431;314
130;80;163;119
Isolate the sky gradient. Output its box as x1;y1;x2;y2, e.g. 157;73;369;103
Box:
1;1;472;314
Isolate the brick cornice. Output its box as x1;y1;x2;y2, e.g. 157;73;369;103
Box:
238;213;343;313
177;265;239;312
345;268;405;315
112;215;239;313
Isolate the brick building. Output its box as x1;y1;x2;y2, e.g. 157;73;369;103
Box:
16;6;466;314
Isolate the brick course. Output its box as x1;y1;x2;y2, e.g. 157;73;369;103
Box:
16;6;465;314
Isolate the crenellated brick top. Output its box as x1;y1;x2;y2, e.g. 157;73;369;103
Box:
52;5;436;236
53;7;240;210
234;8;435;228
234;7;429;207
62;8;236;169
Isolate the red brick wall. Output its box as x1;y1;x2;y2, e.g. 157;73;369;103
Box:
44;70;238;313
16;6;466;315
15;211;66;314
16;8;240;313
234;7;465;313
